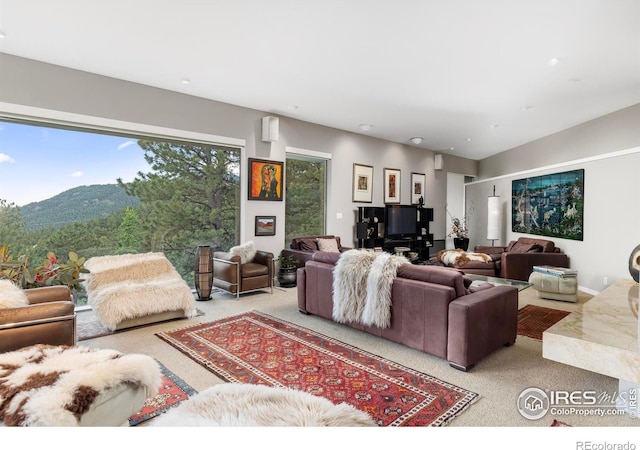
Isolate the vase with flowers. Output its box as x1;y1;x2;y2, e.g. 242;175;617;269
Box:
447;213;469;251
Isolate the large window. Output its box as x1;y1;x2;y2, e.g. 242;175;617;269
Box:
284;152;327;244
0;118;240;304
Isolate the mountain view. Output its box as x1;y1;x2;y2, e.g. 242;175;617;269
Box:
20;184;140;231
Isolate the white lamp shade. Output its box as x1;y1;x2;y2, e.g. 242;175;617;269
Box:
487;195;501;241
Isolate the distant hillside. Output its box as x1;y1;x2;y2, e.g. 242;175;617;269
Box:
21;184;140;231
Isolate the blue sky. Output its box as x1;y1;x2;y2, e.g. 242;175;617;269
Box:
0;121;152;206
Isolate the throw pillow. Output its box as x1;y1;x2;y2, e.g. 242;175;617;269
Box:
230;241;257;264
317;238;340;253
510;241;537;253
0;279;29;309
299;239;318;252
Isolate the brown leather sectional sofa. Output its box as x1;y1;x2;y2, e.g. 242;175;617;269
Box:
297;252;519;371
471;237;569;281
281;235;351;268
435;237;569;281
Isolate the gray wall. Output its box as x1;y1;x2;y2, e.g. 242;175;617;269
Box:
466;105;640;293
0;53;475;257
2;53;637;293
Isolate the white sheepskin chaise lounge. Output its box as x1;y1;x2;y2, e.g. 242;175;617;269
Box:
151;383;377;427
0;344;163;426
83;252;198;331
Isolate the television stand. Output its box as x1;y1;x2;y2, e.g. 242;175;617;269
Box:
383;237;416;256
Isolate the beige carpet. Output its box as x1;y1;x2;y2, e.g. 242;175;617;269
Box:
78;286;637;428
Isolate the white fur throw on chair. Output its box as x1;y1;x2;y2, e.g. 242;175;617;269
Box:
83;252;197;330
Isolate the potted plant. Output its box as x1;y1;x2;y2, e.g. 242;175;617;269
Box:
276;254;299;287
446;213;469;251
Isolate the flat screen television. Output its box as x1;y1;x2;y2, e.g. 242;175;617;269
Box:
385;205;417;238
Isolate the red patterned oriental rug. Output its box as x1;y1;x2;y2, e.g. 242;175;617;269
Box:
517;305;571;340
128;361;197;426
156;310;479;426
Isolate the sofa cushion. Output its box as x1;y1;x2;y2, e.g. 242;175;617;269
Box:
396;265;467;298
514;237;555;253
317;238;340;253
299;239;318;252
509;241;539;253
312;251;341;265
0;280;29;308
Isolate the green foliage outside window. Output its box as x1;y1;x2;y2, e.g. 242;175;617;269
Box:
285;157;326;244
0;122;240;304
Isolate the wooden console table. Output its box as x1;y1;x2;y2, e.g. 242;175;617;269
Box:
542;279;639;417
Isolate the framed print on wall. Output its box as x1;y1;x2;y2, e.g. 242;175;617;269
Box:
248;158;284;201
352;163;374;203
383;168;401;204
255;216;276;236
411;172;426;205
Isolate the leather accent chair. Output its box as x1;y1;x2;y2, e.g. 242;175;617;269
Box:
0;285;76;353
213;250;274;299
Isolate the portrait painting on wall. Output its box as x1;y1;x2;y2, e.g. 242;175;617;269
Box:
248;158;284;201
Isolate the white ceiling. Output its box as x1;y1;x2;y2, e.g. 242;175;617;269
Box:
1;0;639;160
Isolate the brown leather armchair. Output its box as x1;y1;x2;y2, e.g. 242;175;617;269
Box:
0;285;76;353
213;249;274;299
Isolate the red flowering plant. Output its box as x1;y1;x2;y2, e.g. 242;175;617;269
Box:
0;244;89;292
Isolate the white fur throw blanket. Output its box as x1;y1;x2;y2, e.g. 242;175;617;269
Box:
0;344;162;426
151;383;376;427
332;250;407;328
83;252;197;330
436;249;492;266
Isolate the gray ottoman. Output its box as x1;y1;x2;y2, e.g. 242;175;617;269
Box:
528;271;578;302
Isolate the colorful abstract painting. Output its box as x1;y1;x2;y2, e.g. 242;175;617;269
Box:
512;169;584;241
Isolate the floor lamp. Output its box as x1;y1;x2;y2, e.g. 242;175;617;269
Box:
487;186;501;246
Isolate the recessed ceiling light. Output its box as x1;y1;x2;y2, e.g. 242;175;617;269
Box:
410;137;423;145
0;31;6;38
466;137;472;142
548;57;560;66
359;124;372;131
181;78;191;85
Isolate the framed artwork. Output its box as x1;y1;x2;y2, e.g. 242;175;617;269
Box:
255;216;276;236
383;168;401;204
352;163;374;203
411;172;426;205
248;158;284;201
512;168;584;241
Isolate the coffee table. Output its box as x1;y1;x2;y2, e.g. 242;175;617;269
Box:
543;279;639;418
465;274;533;291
